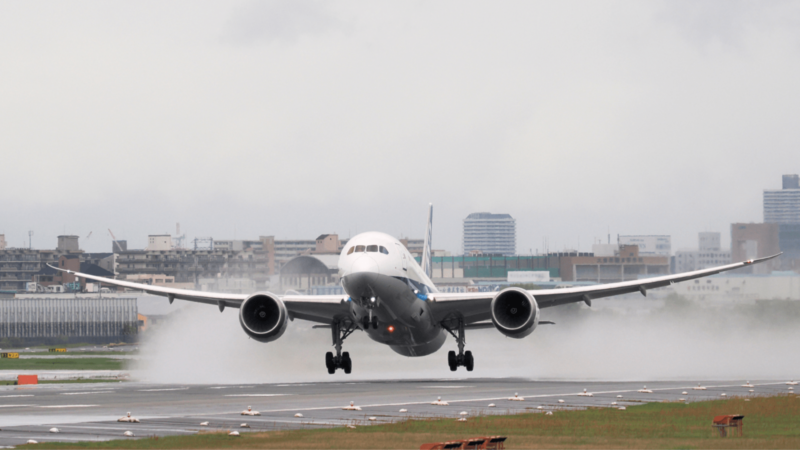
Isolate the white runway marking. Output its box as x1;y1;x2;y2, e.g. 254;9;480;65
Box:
138;387;189;392
420;386;474;389
61;391;113;395
0;394;34;398
39;405;99;408
0;404;32;408
208;386;253;389
276;384;315;387
224;394;291;397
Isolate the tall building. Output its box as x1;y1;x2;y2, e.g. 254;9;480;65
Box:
462;213;516;256
618;235;671;257
673;232;731;273
764;174;800;224
0;234;6;250
763;174;800;272
730;223;780;274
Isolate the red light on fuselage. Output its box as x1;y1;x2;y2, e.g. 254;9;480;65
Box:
387;325;395;333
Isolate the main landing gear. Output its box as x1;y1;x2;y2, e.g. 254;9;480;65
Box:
444;318;474;372
326;320;356;374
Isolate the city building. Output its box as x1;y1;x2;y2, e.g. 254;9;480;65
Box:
0;234;7;250
560;245;670;282
618;235;671;257
673;232;732;273
730;223;781;274
462;212;516;256
764;174;800;224
146;235;173;251
672;271;800;302
0;236;93;292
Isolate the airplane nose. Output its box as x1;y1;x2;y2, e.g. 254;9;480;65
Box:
348;255;379;275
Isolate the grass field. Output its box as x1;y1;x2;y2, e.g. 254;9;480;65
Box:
0;378;122;385
32;394;800;449
0;357;124;371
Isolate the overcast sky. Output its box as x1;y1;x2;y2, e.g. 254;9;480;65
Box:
1;0;798;254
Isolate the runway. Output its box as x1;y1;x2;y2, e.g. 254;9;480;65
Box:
0;378;795;446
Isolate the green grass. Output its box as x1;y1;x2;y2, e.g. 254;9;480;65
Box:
30;395;800;449
0;378;123;385
22;351;138;356
0;357;124;371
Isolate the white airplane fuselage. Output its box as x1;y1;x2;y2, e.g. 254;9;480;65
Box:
338;231;447;356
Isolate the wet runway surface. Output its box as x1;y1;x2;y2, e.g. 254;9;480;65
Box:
0;378;796;446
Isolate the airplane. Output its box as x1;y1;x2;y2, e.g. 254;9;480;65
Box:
50;205;780;374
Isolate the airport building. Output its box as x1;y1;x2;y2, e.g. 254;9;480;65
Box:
0;296;138;345
672;271;800;302
618;235;671;257
462;212;516;256
560;245;669;282
673;232;732;273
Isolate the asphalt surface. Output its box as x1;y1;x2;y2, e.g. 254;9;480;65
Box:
0;378;796;447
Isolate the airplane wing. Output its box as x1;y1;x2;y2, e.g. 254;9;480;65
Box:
46;264;349;324
425;253;782;325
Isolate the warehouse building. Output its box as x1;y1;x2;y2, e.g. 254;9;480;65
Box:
0;297;138;345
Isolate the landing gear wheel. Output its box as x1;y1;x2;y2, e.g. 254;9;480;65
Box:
362;316;370;330
327;320;356;374
444;318;474;371
371;316;379;329
342;352;352;374
325;352;335;374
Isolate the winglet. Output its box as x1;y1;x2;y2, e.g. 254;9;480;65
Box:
420;203;433;278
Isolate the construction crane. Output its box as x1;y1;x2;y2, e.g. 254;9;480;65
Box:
108;229;124;253
86;231;93;239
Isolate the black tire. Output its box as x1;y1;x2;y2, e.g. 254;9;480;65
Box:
371;316;379;329
362;316;370;330
448;351;457;371
465;351;474;372
325;352;335;374
342;352;352;374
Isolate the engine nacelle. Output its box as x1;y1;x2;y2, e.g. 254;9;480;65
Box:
490;287;539;339
238;293;288;343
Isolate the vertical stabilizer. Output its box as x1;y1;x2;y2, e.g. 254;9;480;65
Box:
421;203;433;278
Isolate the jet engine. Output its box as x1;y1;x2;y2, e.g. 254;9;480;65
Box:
490;287;539;338
239;293;288;343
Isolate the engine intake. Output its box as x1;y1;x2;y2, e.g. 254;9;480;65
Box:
490;287;539;339
239;293;288;343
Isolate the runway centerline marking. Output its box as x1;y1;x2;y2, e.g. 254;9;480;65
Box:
0;394;34;397
39;405;99;408
62;391;113;395
224;394;291;397
138;388;189;392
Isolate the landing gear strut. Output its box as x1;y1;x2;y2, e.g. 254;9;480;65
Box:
444;318;473;372
325;320;355;374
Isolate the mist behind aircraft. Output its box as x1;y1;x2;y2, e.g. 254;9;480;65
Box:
132;295;800;383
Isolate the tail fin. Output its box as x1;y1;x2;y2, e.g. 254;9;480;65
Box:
421;203;433;278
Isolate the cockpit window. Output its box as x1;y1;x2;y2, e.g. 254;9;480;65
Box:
380;246;389;254
355;245;365;252
366;245;378;252
347;247;355;255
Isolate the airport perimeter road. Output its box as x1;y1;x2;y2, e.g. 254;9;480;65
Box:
0;379;795;446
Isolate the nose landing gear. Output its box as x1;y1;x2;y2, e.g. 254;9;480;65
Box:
444;318;473;371
326;320;356;374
